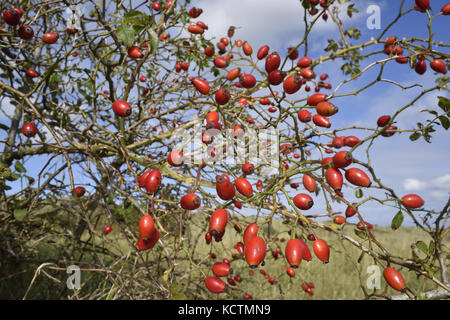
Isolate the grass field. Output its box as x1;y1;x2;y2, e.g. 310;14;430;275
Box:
1;211;448;300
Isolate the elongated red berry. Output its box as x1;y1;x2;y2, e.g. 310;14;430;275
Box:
216;176;236;200
187;24;204;34
73;186;86;197
287;47;299;60
18;25;34;40
298;109;312;123
298;239;312;261
415;60;427;75
268;70;286;86
442;3;450;14
239;73;256;88
316;101;338;117
215;87;231;105
243;223;259;245
205;277;226;293
293;193;314;210
3;8;23;26
245;236;266;268
257;45;269;60
401;194;424;209
333;151;353;168
42;32;58;44
430;59;447;74
307;93;326;106
283;73;302;94
180;193;201;210
235;177;253;197
243;41;253;56
26;68;39;78
226;68;241;81
302;174;316;192
144;169;162;193
285;239;303;268
313;114;331;128
265;52;281;74
192;78;210;95
345;203;358;217
344;136;360;147
112;100;132;117
103;225;112;235
332;136;345;148
139;215;155;240
313;238;329;263
326;167;343;191
345;168;371;187
128;46;143;59
383;267;406;291
297;56;312;68
137;229;160;250
209;209;228;236
334;215;346;225
300;68;315;80
212;262;232;277
415;0;430;11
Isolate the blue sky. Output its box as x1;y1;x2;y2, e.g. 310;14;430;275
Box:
188;0;450;227
1;0;449;227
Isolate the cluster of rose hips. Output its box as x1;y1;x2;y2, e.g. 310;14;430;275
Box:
10;0;443;299
204;258;248;297
307;0;331;20
2;7;66;43
383;35;448;75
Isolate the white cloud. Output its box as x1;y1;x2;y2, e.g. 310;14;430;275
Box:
194;0;365;53
403;178;427;191
0;97;16;120
431;174;450;189
429;190;449;201
195;0;306;51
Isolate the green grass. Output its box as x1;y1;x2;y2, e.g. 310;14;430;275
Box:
1;210;448;300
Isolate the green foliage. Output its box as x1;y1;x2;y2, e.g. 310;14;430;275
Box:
391;211;404;230
117;24;136;48
13;208;27;221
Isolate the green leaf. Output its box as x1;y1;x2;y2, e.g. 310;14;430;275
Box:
0;123;9;131
49;73;63;85
409;132;421;141
172;293;187;300
14;208;27;221
438;115;450;130
7;172;20;181
25;175;35;185
391;211;404;230
355;188;363;198
438;96;450;112
14;161;27;173
428;241;435;255
301;0;312;9
354;229;368;239
124;9;143;19
416;241;428;254
117;24;135;48
347;4;359;18
149;28;159;55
